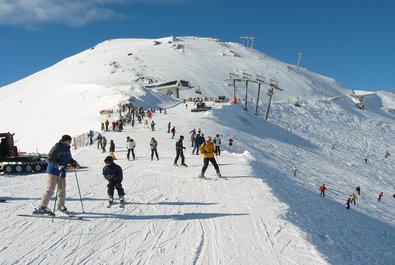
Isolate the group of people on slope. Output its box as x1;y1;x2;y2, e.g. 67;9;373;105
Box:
319;183;389;210
35;126;227;214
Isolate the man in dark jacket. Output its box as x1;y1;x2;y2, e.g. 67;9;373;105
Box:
193;134;205;155
37;134;78;214
174;135;187;166
103;156;125;206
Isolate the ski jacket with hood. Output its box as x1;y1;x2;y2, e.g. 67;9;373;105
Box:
46;141;76;177
150;139;158;149
127;140;136;149
199;141;215;158
213;136;221;146
102;163;123;182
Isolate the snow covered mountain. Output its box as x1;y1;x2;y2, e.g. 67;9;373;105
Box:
0;36;394;265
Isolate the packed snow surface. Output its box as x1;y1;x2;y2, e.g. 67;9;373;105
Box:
0;37;394;265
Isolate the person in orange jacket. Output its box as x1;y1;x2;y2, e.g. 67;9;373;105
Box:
319;184;327;197
198;136;221;178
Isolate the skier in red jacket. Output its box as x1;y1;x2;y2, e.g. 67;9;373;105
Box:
319;184;327;197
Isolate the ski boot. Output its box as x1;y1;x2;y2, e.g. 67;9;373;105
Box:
35;207;54;216
119;196;125;208
216;172;222;178
58;205;68;213
107;196;114;208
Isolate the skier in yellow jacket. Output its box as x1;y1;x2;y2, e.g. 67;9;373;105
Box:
198;136;221;178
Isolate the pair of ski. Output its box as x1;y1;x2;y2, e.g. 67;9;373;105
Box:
107;200;125;208
17;208;84;221
195;175;226;181
174;164;188;167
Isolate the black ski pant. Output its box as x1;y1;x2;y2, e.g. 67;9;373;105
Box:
201;157;220;175
215;146;221;155
107;180;125;198
127;148;135;160
174;149;185;164
151;149;159;160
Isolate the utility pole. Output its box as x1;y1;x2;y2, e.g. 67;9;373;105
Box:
296;52;303;71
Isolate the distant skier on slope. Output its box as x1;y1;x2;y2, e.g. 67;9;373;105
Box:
319;184;327;197
351;193;357;205
105;119;109;131
102;156;125;207
174;135;187;166
356;186;361;195
193;134;205;155
189;129;196;147
109;140;116;160
378;191;384;201
346;196;352;209
198;136;221;178
126;137;136;160
292;166;299;177
150;137;159;161
213;134;222;155
97;133;103;150
171;126;176;139
101;136;107;153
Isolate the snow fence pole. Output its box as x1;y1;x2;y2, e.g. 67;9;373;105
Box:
74;169;85;213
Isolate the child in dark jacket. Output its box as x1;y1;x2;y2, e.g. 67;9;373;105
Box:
102;156;125;206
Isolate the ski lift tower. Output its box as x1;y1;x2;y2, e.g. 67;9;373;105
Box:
242;72;252;111
265;79;282;120
254;74;266;115
225;73;241;103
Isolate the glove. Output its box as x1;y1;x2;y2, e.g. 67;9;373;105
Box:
183;147;186;149
58;165;65;171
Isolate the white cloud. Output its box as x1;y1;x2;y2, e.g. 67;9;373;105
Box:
0;0;125;28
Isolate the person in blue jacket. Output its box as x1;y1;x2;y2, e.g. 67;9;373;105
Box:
37;135;78;214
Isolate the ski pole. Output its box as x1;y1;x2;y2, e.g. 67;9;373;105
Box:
74;169;85;213
215;154;220;165
52;176;61;222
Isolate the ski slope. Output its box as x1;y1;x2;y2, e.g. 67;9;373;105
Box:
0;36;395;264
1;100;395;264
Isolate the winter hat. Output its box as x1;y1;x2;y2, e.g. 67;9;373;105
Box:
207;136;212;140
104;156;114;164
61;134;72;142
180;135;184;139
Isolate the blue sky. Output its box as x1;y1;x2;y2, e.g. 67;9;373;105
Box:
0;0;394;92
